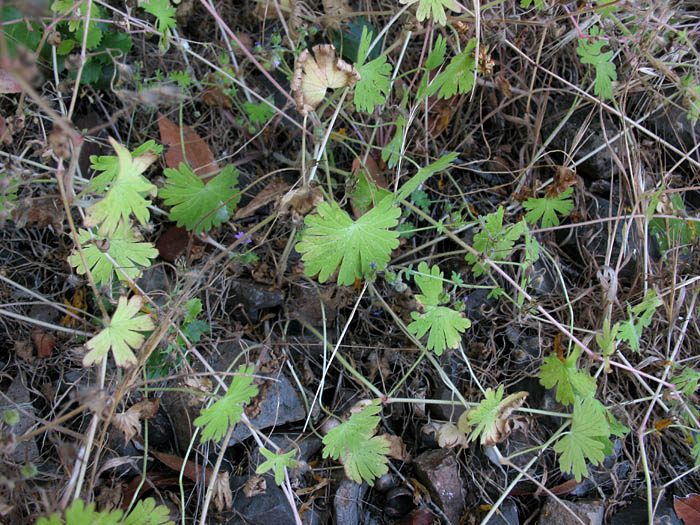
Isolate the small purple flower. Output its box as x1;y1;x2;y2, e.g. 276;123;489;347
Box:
370;261;377;269
272;58;281;69
235;231;252;244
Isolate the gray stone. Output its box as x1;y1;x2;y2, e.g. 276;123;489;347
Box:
225;475;296;525
609;498;682;525
226;279;284;321
1;371;39;463
334;479;368;525
162;341;307;452
413;449;465;524
485;498;519;525
539;497;603;525
228;372;307;445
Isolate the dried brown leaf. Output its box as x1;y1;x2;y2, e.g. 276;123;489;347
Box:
0;70;21;93
243;475;267;497
234;179;291;219
31;329;56;359
675;493;700;525
158;114;218;176
436;422;467;449
291;44;360;115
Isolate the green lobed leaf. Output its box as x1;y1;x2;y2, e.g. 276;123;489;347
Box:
85;138;157;233
381;116;406;169
425;35;446;70
522;187;574;228
406;262;471;354
194;364;259;442
539;345;597;406
84;295;155;368
296;195;400;285
68;222;158;287
426;39;477;99
401;0;458;26
36;497;173;525
615;291;662;351
342;435;390;485
408;306;470;355
160;163;240;234
256;447;298;486
322;400;389;486
576;26;617;100
354;27;392;113
465;207;525;277
396;152;458;202
466;385;504;443
554;398;611;482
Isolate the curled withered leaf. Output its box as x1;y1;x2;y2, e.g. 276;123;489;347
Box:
436;422;467;449
291;44;360;115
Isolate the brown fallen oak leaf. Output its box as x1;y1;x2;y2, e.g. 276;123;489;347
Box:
113;398;160;444
291;44;360;116
0;70;22;94
31;329;56;359
157;114;218;176
675;493;700;525
234;178;291;220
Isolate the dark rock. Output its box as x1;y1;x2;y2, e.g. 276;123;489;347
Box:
609;498;682;525
225;475;297;525
137;264;173;306
374;472;398;493
384;486;415;519
1;371;39;463
334;479;368;525
484;498;519;525
226;279;284;321
539;497;603;525
228;372;307;445
542;100;620;181
162;341;307;451
396;508;436;525
428;386;467;422
413;449;465;524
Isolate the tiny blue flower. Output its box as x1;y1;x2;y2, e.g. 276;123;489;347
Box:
235;231;252;244
370;261;377;269
272;58;281;69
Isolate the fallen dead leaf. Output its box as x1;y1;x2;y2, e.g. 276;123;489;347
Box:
383;433;408;461
675;493;700;525
291;44;360;115
158;114;218;176
0;70;21;93
548;166;578;197
213;471;233;511
277;186;323;220
31;328;56;359
234;179;291;220
436;422;467;449
243;475;267;497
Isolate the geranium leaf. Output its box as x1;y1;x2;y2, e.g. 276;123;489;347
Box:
84;295;155;368
296;195;400;285
554;398;611;482
160;163;240;234
85;138;157;234
194;364;259;442
68;222;158;287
